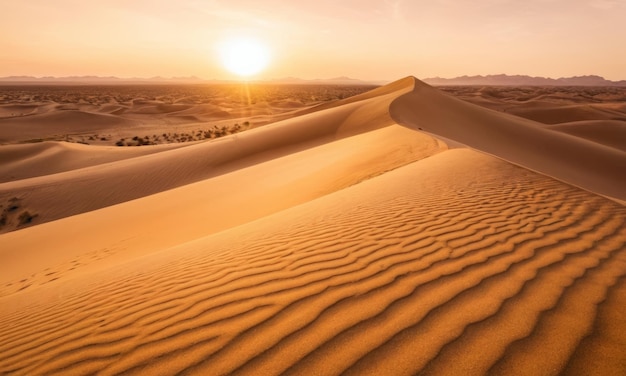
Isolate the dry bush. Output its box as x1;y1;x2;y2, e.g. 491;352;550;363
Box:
18;211;37;226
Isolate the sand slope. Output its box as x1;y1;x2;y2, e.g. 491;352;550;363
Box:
0;124;443;289
0;78;418;232
0;141;190;183
0;110;139;142
505;104;626;124
1;77;625;375
1;149;624;375
546;120;626;151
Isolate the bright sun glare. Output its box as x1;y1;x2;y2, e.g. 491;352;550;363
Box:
217;37;271;78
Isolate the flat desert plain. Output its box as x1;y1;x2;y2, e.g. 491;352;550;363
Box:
1;78;625;375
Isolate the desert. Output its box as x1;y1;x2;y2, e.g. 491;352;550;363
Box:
0;76;625;375
2;0;626;374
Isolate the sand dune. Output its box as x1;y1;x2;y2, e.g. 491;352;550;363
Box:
390;78;626;202
0;110;138;142
506;104;626;124
164;103;231;118
0;77;625;375
0;141;190;183
0;78;418;231
0;84;373;146
546;120;626;151
1;149;624;375
436;85;626;124
126;103;194;115
0;104;41;117
0;124;442;286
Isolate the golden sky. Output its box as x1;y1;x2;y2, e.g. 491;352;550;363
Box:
1;0;625;81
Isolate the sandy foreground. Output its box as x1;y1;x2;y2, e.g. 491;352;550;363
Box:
0;77;625;375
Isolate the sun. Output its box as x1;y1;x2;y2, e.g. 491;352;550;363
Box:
217;37;271;77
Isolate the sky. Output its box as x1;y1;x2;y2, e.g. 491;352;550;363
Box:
1;0;625;81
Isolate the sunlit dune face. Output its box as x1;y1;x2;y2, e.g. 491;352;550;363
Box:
217;37;271;78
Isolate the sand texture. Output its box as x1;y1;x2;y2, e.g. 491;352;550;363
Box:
1;78;625;375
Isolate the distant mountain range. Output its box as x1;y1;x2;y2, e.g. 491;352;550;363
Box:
1;74;625;86
267;76;384;85
0;75;205;84
422;74;626;86
0;75;381;85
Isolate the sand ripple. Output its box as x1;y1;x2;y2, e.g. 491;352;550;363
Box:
1;150;624;375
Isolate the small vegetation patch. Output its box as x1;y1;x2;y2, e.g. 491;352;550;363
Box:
18;211;37;226
19;138;46;144
0;197;39;231
114;122;250;147
7;197;20;212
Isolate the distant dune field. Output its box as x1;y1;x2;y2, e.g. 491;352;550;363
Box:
1;78;625;375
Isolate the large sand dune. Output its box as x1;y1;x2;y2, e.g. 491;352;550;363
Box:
0;78;422;232
391;78;626;202
1;77;625;375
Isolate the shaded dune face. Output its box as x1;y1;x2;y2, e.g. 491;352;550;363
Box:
0;78;625;375
0;151;624;375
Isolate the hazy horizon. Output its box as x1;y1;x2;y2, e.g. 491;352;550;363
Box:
2;0;625;81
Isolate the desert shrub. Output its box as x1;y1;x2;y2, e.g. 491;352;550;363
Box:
18;211;37;226
7;199;19;211
111;123;250;147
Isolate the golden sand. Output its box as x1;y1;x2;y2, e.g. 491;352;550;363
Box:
1;78;624;375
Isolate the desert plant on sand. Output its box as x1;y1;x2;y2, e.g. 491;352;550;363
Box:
18;211;37;226
114;123;251;147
